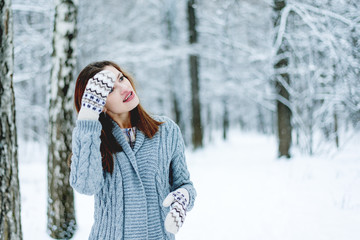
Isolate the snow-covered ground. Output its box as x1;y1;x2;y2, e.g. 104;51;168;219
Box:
19;130;360;240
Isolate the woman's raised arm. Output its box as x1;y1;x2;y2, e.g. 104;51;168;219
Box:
69;120;105;195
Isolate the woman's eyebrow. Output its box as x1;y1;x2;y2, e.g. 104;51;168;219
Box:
117;73;120;80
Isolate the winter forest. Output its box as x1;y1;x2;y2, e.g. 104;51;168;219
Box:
1;0;360;239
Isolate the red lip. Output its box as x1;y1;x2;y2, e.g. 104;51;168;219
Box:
122;91;130;101
123;91;134;103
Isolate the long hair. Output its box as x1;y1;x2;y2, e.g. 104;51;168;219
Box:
69;60;164;174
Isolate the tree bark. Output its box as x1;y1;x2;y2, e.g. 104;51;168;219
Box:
334;111;339;148
47;0;77;238
350;26;360;127
223;100;229;140
273;0;292;158
0;0;23;238
188;0;203;149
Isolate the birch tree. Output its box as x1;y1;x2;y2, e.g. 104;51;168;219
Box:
47;0;77;238
0;0;23;238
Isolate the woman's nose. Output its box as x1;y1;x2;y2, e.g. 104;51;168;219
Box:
117;82;129;95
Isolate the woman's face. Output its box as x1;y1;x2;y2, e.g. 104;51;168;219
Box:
103;65;140;114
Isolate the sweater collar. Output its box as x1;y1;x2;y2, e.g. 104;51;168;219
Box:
110;118;145;182
110;119;145;154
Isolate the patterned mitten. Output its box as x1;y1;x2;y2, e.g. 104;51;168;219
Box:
162;188;189;234
78;70;116;120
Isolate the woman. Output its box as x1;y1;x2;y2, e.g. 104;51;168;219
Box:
70;60;197;240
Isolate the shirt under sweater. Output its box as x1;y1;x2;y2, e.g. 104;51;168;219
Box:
69;115;196;240
121;126;136;149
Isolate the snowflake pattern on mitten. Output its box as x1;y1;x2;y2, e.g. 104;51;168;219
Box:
81;70;116;113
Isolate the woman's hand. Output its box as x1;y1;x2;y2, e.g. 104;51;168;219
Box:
78;70;116;120
162;188;189;234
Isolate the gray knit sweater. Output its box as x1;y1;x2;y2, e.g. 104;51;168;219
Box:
70;115;196;240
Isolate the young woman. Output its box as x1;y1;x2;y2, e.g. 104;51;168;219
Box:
69;60;196;240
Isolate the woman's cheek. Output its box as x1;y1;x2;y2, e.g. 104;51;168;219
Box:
106;96;115;108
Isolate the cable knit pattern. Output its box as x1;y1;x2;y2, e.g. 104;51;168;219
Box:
70;120;104;195
70;115;196;240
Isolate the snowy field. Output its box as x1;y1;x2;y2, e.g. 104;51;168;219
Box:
19;130;360;240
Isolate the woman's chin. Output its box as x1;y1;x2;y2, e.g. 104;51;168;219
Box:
128;98;140;110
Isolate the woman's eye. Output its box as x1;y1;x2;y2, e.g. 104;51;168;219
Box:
119;76;124;81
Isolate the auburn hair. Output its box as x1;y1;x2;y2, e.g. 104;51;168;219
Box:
68;60;164;174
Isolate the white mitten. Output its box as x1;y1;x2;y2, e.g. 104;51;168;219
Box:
78;70;116;120
162;188;189;234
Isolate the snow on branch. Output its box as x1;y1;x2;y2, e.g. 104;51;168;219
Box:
272;4;293;57
293;2;354;27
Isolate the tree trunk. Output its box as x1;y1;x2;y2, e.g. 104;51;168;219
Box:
350;26;360;127
165;0;183;129
273;0;292;158
332;63;339;149
257;105;266;134
0;0;23;238
47;0;77;238
223;100;229;140
188;0;203;149
334;111;339;148
207;104;213;143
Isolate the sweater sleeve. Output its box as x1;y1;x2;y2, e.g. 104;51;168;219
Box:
69;120;105;195
169;123;197;211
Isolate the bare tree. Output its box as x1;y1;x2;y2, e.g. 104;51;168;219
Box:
273;0;292;158
196;0;274;140
188;0;203;149
47;0;77;238
271;1;360;154
222;100;229;140
0;0;23;238
12;1;53;146
164;0;184;128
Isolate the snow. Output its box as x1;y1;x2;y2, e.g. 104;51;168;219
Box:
19;130;360;239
